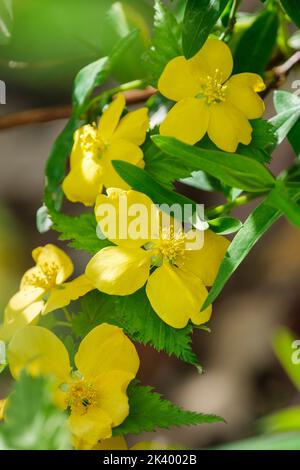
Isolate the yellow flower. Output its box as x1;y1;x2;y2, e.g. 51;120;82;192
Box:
0;244;93;342
62;93;149;206
158;38;266;152
7;323;139;449
85;188;229;329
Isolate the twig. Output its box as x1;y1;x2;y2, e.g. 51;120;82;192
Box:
0;86;156;130
262;51;300;98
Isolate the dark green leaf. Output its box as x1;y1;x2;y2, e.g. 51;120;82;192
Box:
281;0;300;29
266;183;300;228
203;188;300;309
44;116;79;212
51;212;112;254
112;160;199;224
152;135;275;192
238;119;277;163
73;290;200;368
143;0;182;85
233;10;279;75
0;373;70;450
182;0;229;58
113;381;223;436
208;216;243;234
0;0;13;45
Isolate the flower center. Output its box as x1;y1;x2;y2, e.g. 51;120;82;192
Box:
197;69;227;105
80;124;106;156
151;227;186;266
24;262;59;290
66;380;98;415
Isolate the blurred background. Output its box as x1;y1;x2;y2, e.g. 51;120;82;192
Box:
1;0;300;448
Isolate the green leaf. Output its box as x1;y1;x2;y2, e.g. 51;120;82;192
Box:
203;188;300;309
238;119;277;163
182;0;229;58
51;211;112;254
43;30;139;213
114;288;200;368
208;216;243;235
261;406;300;434
281;0;300;29
113;381;223;436
213;432;300;450
112;160;200;224
44;116;79;212
0;373;70;450
181;171;223;192
143;0;182;85
271;90;300;156
233;9;279;75
272;328;300;391
0;340;6;373
266;183;300;228
73;290;200;368
152;135;275;192
0;0;13;45
73;29;139;114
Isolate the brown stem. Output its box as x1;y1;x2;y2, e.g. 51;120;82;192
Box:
0;87;156;130
262;51;300;98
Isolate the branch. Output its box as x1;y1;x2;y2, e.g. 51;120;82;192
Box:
0;87;156;130
262;51;300;98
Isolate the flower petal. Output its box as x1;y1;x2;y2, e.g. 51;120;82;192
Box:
93;370;134;427
158;56;201;101
112;108;149;145
95;188;159;248
7;325;70;382
70;408;112;450
181;230;229;286
0;301;44;343
62;156;103;207
75;323;139;378
160;98;209;145
189;38;233;83
85;246;151;296
207;102;252;152
226;72;265;119
146;263;210;328
43;275;94;315
8;286;44;310
31;244;74;285
98;93;125;143
101;139;144;190
70;126;96;167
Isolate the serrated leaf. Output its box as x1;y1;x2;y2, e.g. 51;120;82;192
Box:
233;9;279;76
281;0;300;29
203;188;300;309
73;290;200;367
113;381;223;436
0;373;70;450
182;0;229;59
152;135;275;192
51;211;112;254
143;0;182;85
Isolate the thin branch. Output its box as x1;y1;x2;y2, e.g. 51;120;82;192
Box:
262;51;300;98
0;86;156;130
